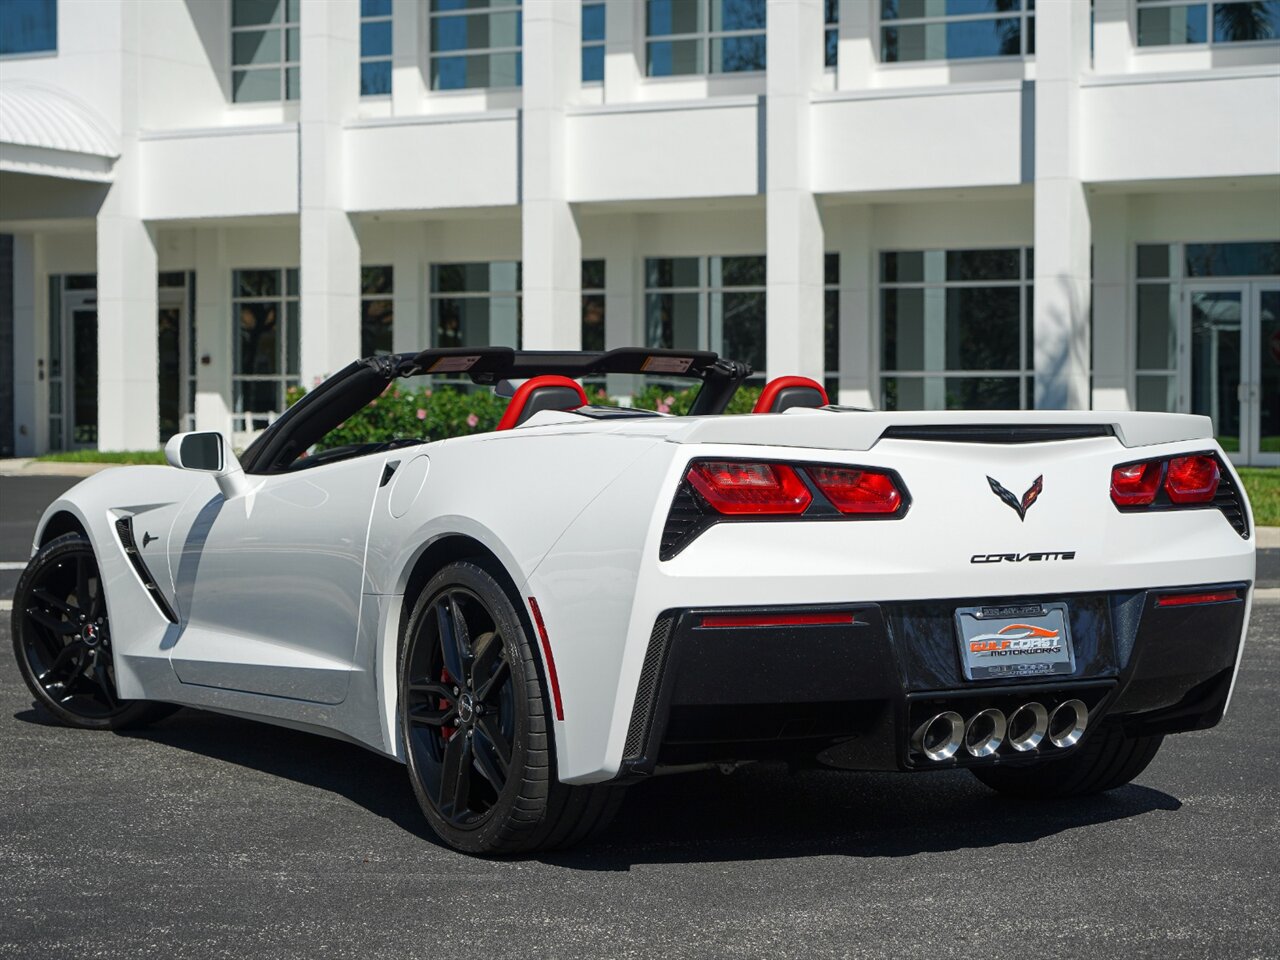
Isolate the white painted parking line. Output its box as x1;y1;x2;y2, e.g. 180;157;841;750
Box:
1254;588;1280;605
0;599;11;612
1;562;29;570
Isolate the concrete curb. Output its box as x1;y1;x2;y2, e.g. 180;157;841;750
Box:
0;459;118;478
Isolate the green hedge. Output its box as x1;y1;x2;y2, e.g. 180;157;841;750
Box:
288;382;763;448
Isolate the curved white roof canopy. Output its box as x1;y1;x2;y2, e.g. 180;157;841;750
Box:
0;81;119;182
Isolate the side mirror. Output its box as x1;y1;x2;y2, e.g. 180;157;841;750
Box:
164;431;249;499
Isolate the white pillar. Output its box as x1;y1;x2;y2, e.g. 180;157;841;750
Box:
601;214;640;396
11;234;45;456
836;0;875;91
603;0;642;103
836;206;874;408
391;0;426;113
300;0;361;386
391;222;423;354
1091;194;1131;410
96;215;159;450
1093;0;1132;75
766;0;826;381
521;0;581;350
194;227;233;438
1033;0;1092;410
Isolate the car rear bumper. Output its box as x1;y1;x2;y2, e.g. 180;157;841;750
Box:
614;582;1250;780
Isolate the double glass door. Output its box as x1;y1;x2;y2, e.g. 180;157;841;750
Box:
1186;283;1280;466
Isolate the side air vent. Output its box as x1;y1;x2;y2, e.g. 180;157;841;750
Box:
880;424;1116;444
115;517;178;623
1213;462;1250;539
659;483;712;561
623;614;676;761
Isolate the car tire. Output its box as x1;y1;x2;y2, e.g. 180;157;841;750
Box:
12;532;178;731
399;561;623;854
970;722;1164;799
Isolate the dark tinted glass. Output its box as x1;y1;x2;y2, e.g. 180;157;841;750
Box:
0;0;56;53
180;433;224;472
1185;241;1280;277
582;259;606;289
362;265;394;295
583;2;606;41
1136;244;1173;278
946;248;1020;281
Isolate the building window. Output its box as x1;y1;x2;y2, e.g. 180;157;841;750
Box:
1136;0;1279;46
880;0;1035;63
825;0;838;66
825;253;839;398
582;260;605;351
231;0;300;103
0;0;56;56
879;248;1033;411
232;268;299;432
361;266;394;356
430;0;522;91
361;0;393;96
430;262;522;349
1134;244;1179;413
644;256;766;377
583;1;606;82
646;0;767;77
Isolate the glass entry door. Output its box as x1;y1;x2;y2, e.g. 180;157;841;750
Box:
62;291;98;449
1185;283;1280;466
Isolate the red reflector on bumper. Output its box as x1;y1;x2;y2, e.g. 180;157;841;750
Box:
699;612;858;628
527;597;565;720
1155;590;1239;607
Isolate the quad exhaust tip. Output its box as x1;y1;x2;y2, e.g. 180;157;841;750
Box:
912;711;965;762
1048;698;1089;749
963;708;1007;758
1006;702;1050;752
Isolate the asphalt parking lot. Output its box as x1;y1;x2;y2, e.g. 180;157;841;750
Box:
2;474;1278;959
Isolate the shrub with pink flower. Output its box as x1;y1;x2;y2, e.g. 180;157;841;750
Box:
416;409;427;420
466;413;479;428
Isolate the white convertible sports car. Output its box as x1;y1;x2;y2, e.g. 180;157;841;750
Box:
12;347;1256;854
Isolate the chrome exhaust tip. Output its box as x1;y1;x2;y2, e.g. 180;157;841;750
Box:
1006;702;1049;752
1048;699;1089;749
912;711;965;762
963;708;1007;758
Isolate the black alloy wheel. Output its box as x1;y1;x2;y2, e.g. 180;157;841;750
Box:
12;533;173;730
399;561;623;854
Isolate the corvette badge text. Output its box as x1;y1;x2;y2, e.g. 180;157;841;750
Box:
971;551;1077;563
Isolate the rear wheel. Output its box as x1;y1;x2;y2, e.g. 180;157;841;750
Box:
399;561;622;854
12;533;175;730
970;722;1164;799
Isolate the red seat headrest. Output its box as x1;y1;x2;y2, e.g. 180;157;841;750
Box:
753;376;830;414
496;375;589;430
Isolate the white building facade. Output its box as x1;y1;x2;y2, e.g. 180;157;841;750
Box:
1;0;1278;463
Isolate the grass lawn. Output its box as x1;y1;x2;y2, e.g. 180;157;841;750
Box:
1237;468;1280;528
35;449;167;465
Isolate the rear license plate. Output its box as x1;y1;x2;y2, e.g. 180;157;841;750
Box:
955;602;1075;681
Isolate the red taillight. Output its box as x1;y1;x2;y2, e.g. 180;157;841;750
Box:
1164;455;1220;504
807;466;902;515
700;611;858;628
686;461;812;515
1111;460;1163;506
1155;590;1238;607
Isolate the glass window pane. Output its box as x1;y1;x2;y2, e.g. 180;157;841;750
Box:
825;289;840;374
944;376;1021;410
648;0;704;37
647;38;704;75
947;287;1020;370
714;0;767;32
881;288;927;370
286;268;300;295
1137;244;1173;278
1213;1;1279;42
712;33;766;72
0;0;57;56
233;28;281;66
646;293;700;350
362;266;394;295
361;19;392;57
881;251;925;283
233;68;283;103
946;248;1020;281
235;270;280;298
1185;241;1280;277
233;0;282;28
825;253;840;286
237;302;282;375
582;295;606;352
236;380;282;416
825;27;838;66
719;255;766;287
582;44;604;82
362;0;393;15
285;66;301;99
286;301;300;375
582;259;606;289
719;290;766;372
1136;284;1176;370
361;299;395;356
1135;374;1178;413
646;257;700;288
1137;4;1208;45
361;60;392;96
883;17;1021;60
583;2;606;42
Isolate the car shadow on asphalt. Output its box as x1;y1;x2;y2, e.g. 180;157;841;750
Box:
16;702;1183;868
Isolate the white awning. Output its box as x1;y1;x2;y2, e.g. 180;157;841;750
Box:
0;81;119;182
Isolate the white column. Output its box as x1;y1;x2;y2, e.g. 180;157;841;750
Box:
300;0;361;386
1091;194;1131;410
521;0;582;350
194;228;233;438
11;234;45;456
836;0;875;91
603;0;642;103
601;214;640;396
391;222;423;354
766;0;826;381
391;0;426;113
1033;0;1092;410
836;206;874;407
1093;0;1132;75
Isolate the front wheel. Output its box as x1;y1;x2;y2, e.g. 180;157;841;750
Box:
399;561;622;854
12;533;175;730
970;722;1164;799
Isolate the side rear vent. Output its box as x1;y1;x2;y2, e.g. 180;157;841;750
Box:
881;424;1115;444
115;517;178;623
1213;462;1250;539
623;614;676;761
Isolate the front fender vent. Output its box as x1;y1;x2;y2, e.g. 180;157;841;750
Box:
115;517;178;623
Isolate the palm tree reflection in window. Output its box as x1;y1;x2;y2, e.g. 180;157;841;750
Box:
1215;0;1277;42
